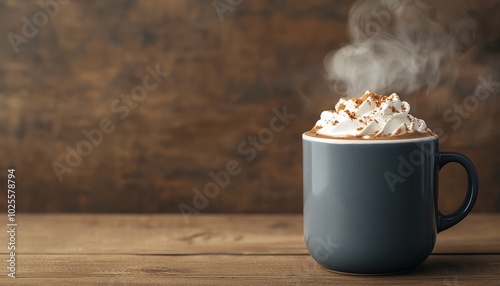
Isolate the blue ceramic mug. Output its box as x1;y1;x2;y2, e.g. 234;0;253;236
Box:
303;133;478;274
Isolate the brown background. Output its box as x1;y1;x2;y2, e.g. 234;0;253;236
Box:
0;0;499;213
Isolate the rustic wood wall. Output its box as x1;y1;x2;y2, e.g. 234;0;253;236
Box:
0;0;499;213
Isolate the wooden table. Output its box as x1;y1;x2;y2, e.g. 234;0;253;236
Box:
1;214;499;285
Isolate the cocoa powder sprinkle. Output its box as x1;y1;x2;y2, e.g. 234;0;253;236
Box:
353;98;363;108
344;110;356;119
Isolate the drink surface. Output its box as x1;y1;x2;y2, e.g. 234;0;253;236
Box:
304;130;436;140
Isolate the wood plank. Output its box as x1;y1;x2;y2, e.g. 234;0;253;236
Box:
4;214;305;255
2;214;499;254
1;254;499;285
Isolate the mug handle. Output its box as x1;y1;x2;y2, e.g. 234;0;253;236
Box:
437;152;479;233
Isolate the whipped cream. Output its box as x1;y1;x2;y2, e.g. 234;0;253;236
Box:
312;91;432;138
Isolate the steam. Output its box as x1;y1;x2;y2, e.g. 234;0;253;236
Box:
325;0;478;98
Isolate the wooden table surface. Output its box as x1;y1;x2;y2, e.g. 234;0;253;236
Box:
1;214;499;285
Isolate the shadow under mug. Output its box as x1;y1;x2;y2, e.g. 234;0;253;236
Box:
302;133;478;275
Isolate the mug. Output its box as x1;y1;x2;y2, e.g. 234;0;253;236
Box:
302;133;478;274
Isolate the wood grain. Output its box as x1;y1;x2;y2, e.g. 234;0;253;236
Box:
1;214;499;255
0;255;499;285
0;0;498;213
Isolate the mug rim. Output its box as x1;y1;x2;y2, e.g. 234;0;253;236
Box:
302;132;438;144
